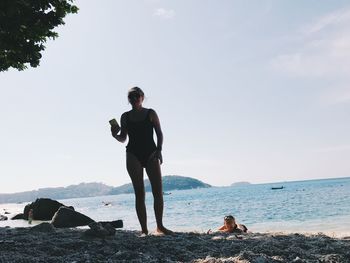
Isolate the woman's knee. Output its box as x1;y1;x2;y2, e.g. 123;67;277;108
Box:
152;190;163;202
134;189;146;202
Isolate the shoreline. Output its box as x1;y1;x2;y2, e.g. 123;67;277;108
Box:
2;220;350;239
0;226;349;262
2;216;350;239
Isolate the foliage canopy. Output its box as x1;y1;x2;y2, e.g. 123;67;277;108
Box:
0;0;78;71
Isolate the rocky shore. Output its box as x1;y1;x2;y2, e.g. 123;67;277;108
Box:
0;226;349;262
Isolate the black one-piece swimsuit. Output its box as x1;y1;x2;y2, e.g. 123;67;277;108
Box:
126;109;157;167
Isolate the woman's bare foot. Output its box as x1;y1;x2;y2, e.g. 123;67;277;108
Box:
156;226;173;235
141;229;148;236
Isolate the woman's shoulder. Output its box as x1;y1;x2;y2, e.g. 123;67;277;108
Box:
147;108;159;122
121;111;129;117
121;111;130;121
147;108;157;115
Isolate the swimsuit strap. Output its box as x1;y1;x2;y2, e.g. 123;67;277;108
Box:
146;108;152;122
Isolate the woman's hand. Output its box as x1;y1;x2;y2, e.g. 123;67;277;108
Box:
111;125;120;138
155;150;163;164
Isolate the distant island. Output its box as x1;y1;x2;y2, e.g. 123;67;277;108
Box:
0;176;211;204
230;181;251;186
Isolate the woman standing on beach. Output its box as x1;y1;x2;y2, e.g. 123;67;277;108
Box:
111;87;172;235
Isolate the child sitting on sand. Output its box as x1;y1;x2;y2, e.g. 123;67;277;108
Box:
208;215;248;234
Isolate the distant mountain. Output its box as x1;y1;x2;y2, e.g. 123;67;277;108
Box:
109;175;211;195
0;176;211;204
230;181;251;187
0;183;113;204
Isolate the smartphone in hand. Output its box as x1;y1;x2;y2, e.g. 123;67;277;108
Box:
109;119;120;132
109;118;119;127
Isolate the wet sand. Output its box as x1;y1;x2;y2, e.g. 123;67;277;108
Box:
0;225;349;262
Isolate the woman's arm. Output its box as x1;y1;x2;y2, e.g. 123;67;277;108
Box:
218;225;226;231
150;109;163;163
111;113;127;143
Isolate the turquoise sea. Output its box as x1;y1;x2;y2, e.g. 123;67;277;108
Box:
1;177;350;236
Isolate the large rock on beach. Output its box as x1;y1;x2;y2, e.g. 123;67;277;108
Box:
30;222;55;233
51;206;94;228
11;198;73;220
9;197;123;231
84;222;116;238
100;220;123;229
11;213;25;220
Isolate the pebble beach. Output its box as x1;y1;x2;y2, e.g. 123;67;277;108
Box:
1;178;350;262
1;225;349;263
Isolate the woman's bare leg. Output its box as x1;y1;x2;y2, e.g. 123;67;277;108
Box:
126;152;148;235
146;156;172;235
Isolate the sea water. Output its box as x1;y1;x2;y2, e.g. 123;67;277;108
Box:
1;177;350;236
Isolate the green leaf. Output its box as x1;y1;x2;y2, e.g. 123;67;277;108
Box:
0;0;79;71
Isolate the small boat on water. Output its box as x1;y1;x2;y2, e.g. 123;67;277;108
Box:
271;186;284;190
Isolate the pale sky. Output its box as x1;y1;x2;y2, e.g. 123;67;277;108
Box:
1;0;350;193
